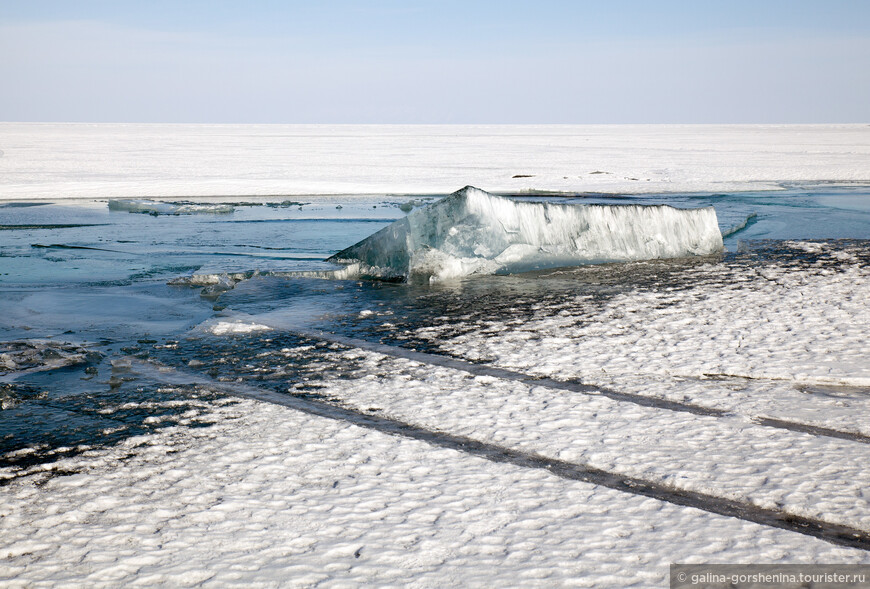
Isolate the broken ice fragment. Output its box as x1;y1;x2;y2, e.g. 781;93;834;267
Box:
327;186;724;282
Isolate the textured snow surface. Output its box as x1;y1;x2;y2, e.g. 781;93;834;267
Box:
3;244;870;585
205;320;272;336
413;242;870;433
314;348;870;531
2;393;869;588
328;187;723;281
2;123;869;200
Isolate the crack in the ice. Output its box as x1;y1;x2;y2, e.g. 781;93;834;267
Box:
753;417;870;444
297;330;870;445
130;359;870;552
297;330;727;418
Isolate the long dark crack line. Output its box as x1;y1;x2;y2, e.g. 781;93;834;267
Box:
130;358;870;552
298;330;870;445
299;330;726;417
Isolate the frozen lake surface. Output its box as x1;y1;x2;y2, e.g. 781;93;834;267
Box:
2;184;869;286
2;123;869;199
2;124;870;586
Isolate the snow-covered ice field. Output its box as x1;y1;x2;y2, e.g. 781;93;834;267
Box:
1;123;869;199
2;124;870;587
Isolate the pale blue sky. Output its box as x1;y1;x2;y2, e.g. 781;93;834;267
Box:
1;0;868;123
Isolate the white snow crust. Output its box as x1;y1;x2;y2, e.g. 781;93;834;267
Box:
414;242;870;433
206;320;272;336
328;186;723;281
4;247;870;585
1;123;868;200
2;385;868;588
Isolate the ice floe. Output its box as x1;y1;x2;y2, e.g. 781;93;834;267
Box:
327;186;724;281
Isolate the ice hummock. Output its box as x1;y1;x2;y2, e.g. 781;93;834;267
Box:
108;199;234;215
327;186;724;281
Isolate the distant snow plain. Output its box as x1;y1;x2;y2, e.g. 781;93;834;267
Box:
2;124;870;587
1;123;868;199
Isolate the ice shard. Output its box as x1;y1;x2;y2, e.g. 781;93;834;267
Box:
327;186;724;282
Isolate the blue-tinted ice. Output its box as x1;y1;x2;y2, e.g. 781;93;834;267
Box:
2;185;870;476
328;187;723;281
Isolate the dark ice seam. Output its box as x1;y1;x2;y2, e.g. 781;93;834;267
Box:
131;359;870;551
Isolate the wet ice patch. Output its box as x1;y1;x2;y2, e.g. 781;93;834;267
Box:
0;382;44;410
168;272;256;299
0;340;101;380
